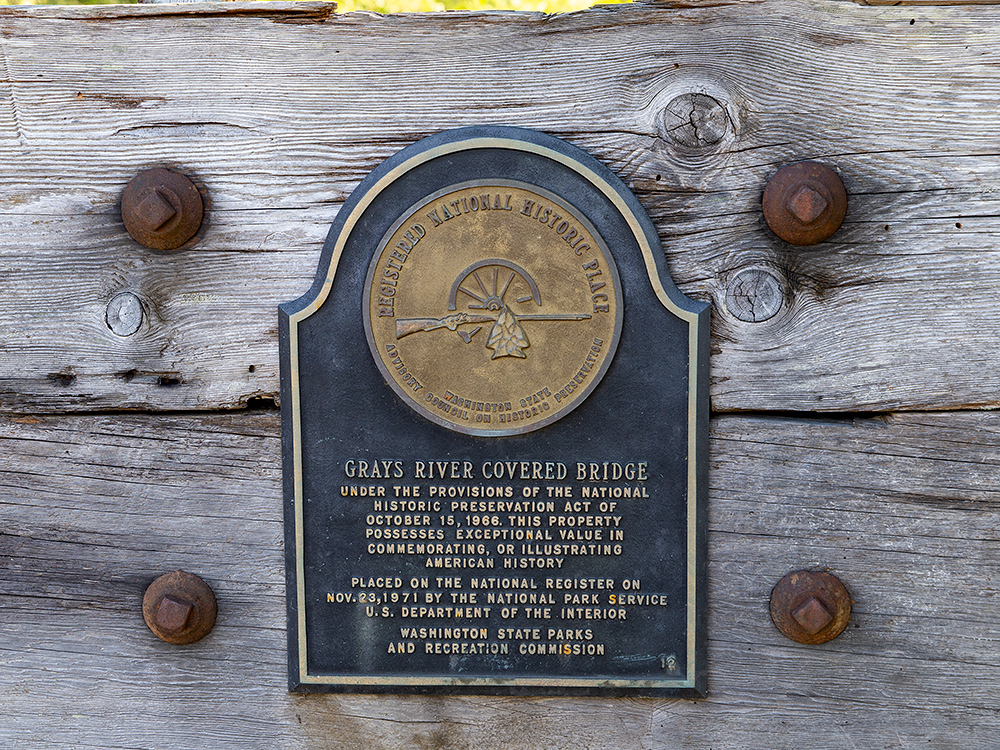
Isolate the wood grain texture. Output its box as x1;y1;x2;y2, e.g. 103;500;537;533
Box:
0;1;999;412
0;410;997;749
2;5;998;743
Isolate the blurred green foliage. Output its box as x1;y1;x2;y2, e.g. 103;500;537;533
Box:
0;0;627;9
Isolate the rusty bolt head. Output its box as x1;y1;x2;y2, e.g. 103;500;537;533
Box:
770;570;851;645
155;595;194;634
142;570;217;645
121;168;204;250
791;595;833;634
762;161;847;245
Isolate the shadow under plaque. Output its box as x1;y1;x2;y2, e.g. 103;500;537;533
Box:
279;125;709;697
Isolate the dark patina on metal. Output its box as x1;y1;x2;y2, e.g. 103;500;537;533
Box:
762;161;847;245
770;569;852;645
142;570;218;645
121;168;204;250
279;126;710;697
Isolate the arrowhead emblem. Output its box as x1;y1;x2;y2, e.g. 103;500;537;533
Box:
486;307;529;358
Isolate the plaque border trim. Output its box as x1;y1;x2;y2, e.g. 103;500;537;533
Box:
283;127;708;695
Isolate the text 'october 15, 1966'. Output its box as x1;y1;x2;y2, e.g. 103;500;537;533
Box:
330;458;674;661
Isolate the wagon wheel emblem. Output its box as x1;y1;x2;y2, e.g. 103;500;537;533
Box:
395;259;591;359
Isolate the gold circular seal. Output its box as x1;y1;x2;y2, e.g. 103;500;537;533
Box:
364;180;622;436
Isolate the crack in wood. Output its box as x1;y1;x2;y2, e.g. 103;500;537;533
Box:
0;39;23;145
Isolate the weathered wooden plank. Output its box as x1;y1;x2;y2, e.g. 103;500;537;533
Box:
1;410;997;748
0;1;335;20
0;1;999;412
859;0;1000;6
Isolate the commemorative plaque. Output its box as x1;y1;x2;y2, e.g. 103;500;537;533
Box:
280;126;709;696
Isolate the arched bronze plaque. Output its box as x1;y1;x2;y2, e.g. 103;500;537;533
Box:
281;126;709;698
364;181;622;436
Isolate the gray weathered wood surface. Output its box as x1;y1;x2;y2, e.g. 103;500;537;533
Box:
0;0;1000;413
1;411;998;749
1;1;998;748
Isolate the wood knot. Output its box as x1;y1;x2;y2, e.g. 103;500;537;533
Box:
724;267;786;323
106;292;144;337
47;368;77;387
660;93;731;150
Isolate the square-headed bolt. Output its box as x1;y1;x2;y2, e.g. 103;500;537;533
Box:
770;570;852;645
142;570;217;645
154;595;194;635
